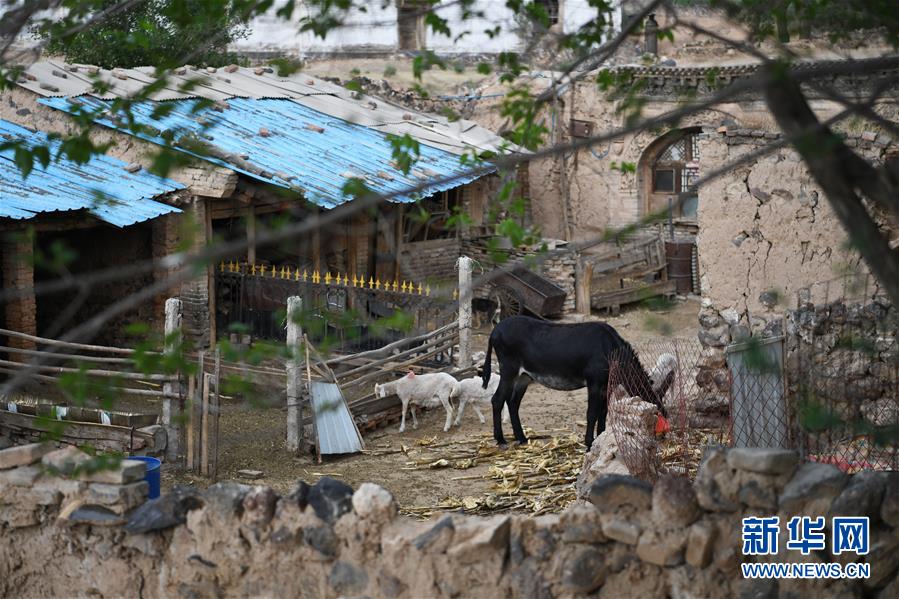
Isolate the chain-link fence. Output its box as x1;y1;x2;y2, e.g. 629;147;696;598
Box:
607;338;729;481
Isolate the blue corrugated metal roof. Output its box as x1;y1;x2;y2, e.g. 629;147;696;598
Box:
39;97;495;209
0;120;183;227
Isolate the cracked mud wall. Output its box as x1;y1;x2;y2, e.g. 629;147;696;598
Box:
696;130;894;319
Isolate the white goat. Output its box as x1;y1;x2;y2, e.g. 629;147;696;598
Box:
452;376;510;426
375;371;459;433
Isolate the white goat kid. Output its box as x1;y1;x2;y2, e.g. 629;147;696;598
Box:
375;371;459;433
452;376;510;426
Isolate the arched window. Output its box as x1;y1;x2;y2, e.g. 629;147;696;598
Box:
648;130;701;221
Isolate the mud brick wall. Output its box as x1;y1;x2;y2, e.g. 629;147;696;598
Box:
3;444;899;597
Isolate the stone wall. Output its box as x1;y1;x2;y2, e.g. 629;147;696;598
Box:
398;238;461;283
3;442;899;597
460;240;577;314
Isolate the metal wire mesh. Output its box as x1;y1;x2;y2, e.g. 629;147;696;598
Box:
786;274;899;472
607;338;728;481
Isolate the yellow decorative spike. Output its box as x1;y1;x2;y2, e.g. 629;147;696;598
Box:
272;265;277;278
261;264;267;277
312;270;321;284
294;268;300;281
375;278;381;290
343;274;349;286
417;283;423;295
251;263;257;276
425;285;431;296
392;280;398;292
325;272;332;285
352;274;358;287
219;261;224;272
302;269;308;282
453;288;458;300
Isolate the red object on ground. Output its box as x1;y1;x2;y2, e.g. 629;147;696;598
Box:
656;414;670;435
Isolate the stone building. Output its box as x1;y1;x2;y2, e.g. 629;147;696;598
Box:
0;61;523;348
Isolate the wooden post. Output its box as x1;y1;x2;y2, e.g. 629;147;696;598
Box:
458;256;472;368
576;257;594;315
201;372;211;476
246;206;256;264
311;208;321;273
212;348;221;480
162;298;182;462
206;201;217;346
191;350;204;472
185;372;195;471
286;296;303;453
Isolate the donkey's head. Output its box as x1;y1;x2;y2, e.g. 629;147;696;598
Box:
615;348;675;418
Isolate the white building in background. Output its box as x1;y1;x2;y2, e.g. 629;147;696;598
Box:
233;0;622;58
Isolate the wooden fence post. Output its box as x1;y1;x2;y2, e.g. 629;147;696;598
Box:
576;257;593;315
286;296;304;454
162;298;182;462
458;256;472;368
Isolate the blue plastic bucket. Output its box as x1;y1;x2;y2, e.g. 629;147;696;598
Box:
129;456;161;499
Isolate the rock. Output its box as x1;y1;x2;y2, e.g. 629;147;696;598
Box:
205;482;252;517
720;308;741;326
699;324;730;347
737;478;777;510
601;516;641;545
560;504;606;544
759;290;779;308
881;474;899;527
328;561;368;595
0;442;53;469
307;477;354;524
237;469;264;480
779;462;848;514
699;306;723;329
352;483;397;525
413;516;455;552
636;528;686;566
242;486;278;528
125;486;204;534
447;515;510;565
0;465;41;486
863;532;899;590
576;430;630;499
85;481;149;513
729;325;751;342
830;471;887;521
686;521;716;567
589;474;653;514
652;475;700;528
80;459;146;485
287;480;310;509
726;448;799;476
695;448;739;512
61;503;127;527
304;524;339;557
41;446;90;475
562;547;606;593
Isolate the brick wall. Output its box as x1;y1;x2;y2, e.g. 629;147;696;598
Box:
398;238;460;283
1;234;36;358
152;215;182;329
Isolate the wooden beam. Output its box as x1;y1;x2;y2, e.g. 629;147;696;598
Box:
311;207;321;272
246;205;256;264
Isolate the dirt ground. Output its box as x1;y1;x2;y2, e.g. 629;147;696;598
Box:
151;297;700;513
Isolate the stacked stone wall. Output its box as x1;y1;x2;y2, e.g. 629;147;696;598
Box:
2;442;899;597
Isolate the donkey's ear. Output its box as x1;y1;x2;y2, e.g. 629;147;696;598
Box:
654;370;675;400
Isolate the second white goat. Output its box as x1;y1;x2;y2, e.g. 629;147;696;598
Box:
374;371;459;433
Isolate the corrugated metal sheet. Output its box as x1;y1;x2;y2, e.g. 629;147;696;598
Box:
0;119;183;227
727;336;788;448
40;96;493;208
310;381;364;455
17;60;513;157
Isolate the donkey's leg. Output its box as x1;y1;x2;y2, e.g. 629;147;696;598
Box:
507;376;531;445
492;367;517;447
585;378;609;450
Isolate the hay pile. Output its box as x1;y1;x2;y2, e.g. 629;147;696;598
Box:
397;429;584;519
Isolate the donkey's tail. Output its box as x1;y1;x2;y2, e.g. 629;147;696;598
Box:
482;335;493;389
